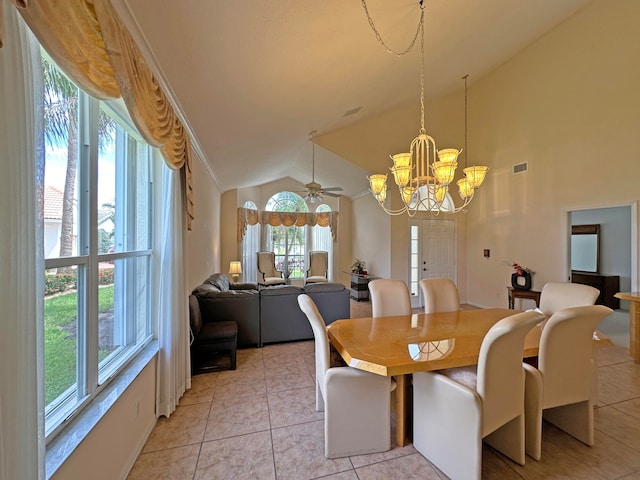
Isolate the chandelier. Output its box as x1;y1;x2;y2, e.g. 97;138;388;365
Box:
363;0;489;216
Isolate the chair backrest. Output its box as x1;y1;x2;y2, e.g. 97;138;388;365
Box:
297;294;330;392
477;310;545;436
419;278;460;313
538;304;612;408
369;279;412;317
257;251;278;279
369;278;411;317
307;251;328;277
539;282;599;316
188;294;202;337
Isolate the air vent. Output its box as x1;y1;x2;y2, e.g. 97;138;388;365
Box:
513;162;528;174
343;106;363;117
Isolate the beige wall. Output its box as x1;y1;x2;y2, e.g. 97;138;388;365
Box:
321;0;639;307
185;157;222;290
464;0;639;307
51;358;157;480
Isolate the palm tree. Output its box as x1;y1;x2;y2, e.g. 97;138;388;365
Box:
42;57;114;266
42;57;78;262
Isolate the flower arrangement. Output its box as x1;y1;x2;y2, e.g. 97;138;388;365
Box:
512;263;535;276
351;258;366;274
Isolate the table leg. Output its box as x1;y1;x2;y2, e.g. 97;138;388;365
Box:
630;301;640;363
395;374;412;447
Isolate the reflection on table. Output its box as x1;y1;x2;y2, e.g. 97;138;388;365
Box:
327;308;542;446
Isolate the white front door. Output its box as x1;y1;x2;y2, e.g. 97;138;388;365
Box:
409;218;457;308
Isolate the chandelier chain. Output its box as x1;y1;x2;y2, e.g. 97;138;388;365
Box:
361;0;425;57
463;74;468;168
419;12;425;134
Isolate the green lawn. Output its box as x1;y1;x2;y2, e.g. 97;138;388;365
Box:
44;285;114;405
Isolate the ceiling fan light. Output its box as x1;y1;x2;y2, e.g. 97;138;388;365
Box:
375;185;387;203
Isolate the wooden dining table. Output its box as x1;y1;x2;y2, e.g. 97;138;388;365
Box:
327;308;543;447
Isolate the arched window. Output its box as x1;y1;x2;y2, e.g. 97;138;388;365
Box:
242;200;259;283
265;192;308;280
312;204;333;279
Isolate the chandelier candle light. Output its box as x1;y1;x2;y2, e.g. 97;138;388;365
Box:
364;0;489;216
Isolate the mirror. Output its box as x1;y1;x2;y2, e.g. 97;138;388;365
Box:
571;224;600;274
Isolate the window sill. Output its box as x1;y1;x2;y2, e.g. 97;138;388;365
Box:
45;341;159;479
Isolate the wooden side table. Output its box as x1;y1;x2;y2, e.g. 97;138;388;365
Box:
507;287;541;310
344;272;379;301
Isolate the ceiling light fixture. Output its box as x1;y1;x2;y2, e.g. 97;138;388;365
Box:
363;0;488;216
297;132;344;204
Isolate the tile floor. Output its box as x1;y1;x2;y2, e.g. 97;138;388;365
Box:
128;317;640;479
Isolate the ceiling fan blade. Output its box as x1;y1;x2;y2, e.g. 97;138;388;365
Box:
323;192;341;197
321;186;344;192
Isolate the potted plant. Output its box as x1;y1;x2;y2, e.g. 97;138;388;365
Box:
511;263;535;290
351;258;367;275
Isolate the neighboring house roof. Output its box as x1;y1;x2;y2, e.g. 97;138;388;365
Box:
43;185;64;220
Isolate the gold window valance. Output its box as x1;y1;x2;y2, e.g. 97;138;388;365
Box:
237;207;338;242
4;0;194;229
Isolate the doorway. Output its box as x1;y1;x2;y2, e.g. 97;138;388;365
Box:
408;218;457;308
566;203;637;347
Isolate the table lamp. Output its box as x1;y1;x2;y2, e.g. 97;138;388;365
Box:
229;261;242;283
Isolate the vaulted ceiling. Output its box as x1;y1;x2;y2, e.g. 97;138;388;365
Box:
118;0;592;198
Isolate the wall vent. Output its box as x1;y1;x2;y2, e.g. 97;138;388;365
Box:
343;106;363;117
513;162;528;174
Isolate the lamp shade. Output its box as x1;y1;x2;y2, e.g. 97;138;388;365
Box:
229;261;242;275
463;165;489;188
457;177;474;199
368;174;387;195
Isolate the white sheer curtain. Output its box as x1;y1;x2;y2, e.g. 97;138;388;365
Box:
241;201;259;283
0;4;44;479
312;205;333;280
156;165;190;417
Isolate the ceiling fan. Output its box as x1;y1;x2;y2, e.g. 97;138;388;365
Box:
297;140;343;204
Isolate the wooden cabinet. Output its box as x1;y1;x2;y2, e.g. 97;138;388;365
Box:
571;271;620;309
348;273;378;301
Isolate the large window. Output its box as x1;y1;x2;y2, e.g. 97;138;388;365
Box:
265;192;308;279
41;55;153;438
311;204;333;278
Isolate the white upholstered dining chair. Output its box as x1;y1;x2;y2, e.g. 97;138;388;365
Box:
523;304;613;460
297;294;395;458
412;310;544;480
419;278;460;313
538;282;599;316
368;278;411;317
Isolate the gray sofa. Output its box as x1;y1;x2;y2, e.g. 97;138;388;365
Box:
191;274;260;347
192;274;350;347
260;282;350;344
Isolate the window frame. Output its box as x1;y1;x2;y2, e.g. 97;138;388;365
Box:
265;191;308;279
41;64;154;441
